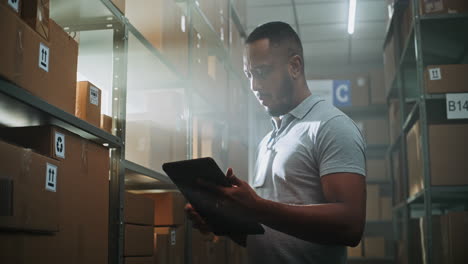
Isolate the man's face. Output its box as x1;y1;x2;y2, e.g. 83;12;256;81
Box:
244;39;294;117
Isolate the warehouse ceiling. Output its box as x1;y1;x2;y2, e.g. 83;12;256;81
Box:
246;0;387;76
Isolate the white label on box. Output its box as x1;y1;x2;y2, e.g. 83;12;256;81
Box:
446;93;468;119
8;0;19;12
428;67;441;80
181;16;186;33
170;229;176;246
45;163;58;192
90;86;99;106
38;43;49;72
54;132;66;159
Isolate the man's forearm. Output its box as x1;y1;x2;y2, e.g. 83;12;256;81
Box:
252;197;364;246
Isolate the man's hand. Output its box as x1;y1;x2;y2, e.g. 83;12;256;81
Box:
184;203;212;234
199;168;262;217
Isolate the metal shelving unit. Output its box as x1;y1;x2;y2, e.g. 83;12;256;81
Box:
1;0;250;263
384;1;468;263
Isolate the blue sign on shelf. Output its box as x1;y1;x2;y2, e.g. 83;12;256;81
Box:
333;80;351;107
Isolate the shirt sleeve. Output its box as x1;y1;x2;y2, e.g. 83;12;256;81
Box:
315;115;367;177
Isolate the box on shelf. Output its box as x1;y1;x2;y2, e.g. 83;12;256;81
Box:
359;119;390;145
366;184;380;221
364;237;385;257
0;140;59;232
100;114;113;133
383;34;396;94
0;5;78;114
125;192;155;226
419;0;468;15
392;150;405;204
366;159;388;181
399;0;413;50
380;197;392;220
0;125;110;263
370;69;386;104
407;122;468;197
21;0;49;40
76;81;102;127
347;241;362;257
142;192;186;226
124;257;153;264
424;64;468;93
125;224;154;257
154;226;185;264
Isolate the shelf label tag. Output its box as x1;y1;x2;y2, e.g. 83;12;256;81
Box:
428;67;441;80
90;86;99;106
446;93;468;119
170;229;176;246
45;163;58;192
8;0;19;12
38;43;49;72
55;132;66;159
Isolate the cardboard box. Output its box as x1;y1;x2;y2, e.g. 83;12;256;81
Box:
364;237;385;257
112;0;125;13
419;0;468;15
392;150;405;203
366;159;387;181
407;122;468;197
126;0;163;50
388;99;400;143
347;241;362;257
370;69;386;104
125;224;154;257
380;197;392;220
124;257;154;264
424;64;468;93
125;192;155;226
143;192;185;226
0;140;59;232
383;34;396;93
21;0;49;40
0;5;78;114
76;81;102;127
361;119;390;145
366;184;380;221
0;125;109;264
154;226;185;264
442;211;468;263
100;114;113;133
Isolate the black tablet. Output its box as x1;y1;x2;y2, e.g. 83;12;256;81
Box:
162;157;265;236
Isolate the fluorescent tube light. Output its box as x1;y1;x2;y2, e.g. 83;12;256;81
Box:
348;0;356;34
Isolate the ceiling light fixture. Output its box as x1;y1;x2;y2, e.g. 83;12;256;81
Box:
348;0;357;34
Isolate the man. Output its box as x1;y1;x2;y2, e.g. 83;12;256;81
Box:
185;21;366;264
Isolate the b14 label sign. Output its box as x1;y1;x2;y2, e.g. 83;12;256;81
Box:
446;93;468;119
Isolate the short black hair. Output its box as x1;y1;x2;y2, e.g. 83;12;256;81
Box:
246;21;303;59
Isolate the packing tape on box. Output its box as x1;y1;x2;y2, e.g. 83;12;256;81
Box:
14;28;24;79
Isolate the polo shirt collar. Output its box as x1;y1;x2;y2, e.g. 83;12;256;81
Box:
288;95;323;120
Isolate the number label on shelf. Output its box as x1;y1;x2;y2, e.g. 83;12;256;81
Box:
55;132;65;159
428;68;441;80
90;86;99;106
45;163;58;192
38;43;49;72
446;93;468;119
8;0;19;12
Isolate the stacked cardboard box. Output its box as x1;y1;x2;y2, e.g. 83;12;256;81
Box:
388;99;401;143
366;184;381;221
124;192;155;261
347;241;363;258
419;0;468;15
0;126;109;264
100;114;113;133
424;64;468;93
138;192;185;264
383;34;396;94
112;0;125;14
358;119;390;145
366;159;388;181
364;237;386;257
76;81;102;127
406;122;468;197
369;69;386;105
0;3;78;114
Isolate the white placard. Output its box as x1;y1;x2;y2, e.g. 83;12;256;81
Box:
38;43;49;72
170;229;176;246
446;93;468;119
428;67;441;81
8;0;19;12
45;163;58;192
90;86;99;106
54;132;66;159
